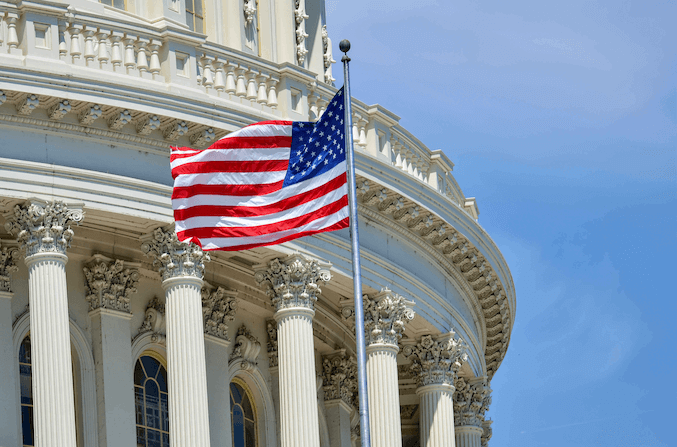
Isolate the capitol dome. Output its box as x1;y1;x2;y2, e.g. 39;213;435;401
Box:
0;1;515;447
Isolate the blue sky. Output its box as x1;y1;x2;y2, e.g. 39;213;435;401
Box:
325;1;676;446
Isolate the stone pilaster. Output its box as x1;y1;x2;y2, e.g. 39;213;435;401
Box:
141;227;211;447
453;377;492;447
322;352;357;447
344;289;415;447
0;241;19;447
4;199;84;447
403;332;468;447
83;254;139;447
255;254;330;447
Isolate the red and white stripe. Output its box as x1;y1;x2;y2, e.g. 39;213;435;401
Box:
171;121;349;251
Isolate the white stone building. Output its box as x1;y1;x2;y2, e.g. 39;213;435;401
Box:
0;1;515;447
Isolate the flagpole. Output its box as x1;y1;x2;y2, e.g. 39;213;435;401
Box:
340;39;372;447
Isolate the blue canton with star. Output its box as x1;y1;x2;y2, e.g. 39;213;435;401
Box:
283;87;346;187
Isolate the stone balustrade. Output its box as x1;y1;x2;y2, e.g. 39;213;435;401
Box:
0;2;474;215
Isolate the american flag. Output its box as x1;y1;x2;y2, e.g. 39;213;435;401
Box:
171;88;349;251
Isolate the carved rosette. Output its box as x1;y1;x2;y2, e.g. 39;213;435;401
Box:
453;377;492;427
140;227;210;281
0;244;19;292
402;332;469;388
345;289;415;347
83;255;139;313
481;420;493;447
322;352;357;407
230;325;261;370
254;254;331;313
266;320;278;367
135;296;166;344
201;286;237;341
4;200;84;258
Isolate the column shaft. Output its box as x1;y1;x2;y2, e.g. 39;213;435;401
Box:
454;426;483;447
366;344;402;447
27;253;77;447
164;278;211;447
418;384;456;447
276;309;320;447
0;292;20;446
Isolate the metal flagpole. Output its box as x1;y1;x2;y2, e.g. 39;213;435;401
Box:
340;39;371;447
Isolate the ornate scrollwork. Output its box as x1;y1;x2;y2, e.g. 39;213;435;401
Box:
266;320;278;367
254;254;331;312
83;255;139;313
322;352;357;407
402;332;468;387
135;296;166;344
230;325;261;370
0;243;19;292
140;227;209;281
453;377;491;427
4;199;84;258
201;286;237;341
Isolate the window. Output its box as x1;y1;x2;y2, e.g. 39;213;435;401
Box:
134;354;169;447
19;336;34;447
99;0;125;10
186;0;204;34
230;379;256;447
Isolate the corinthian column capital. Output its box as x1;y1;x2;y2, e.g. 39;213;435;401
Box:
352;288;415;347
254;254;331;313
403;332;468;388
322;351;357;408
202;286;238;341
83;254;140;313
453;377;492;427
0;242;19;293
141;227;210;281
4;199;84;259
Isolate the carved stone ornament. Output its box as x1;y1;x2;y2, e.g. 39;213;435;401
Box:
322;25;336;84
140;227;210;281
0;243;19;292
294;0;309;64
83;255;140;313
322;352;357;407
4;199;85;258
400;404;418;420
254;254;331;312
481;419;493;447
344;289;415;347
402;332;469;387
135;296;166;344
230;325;261;371
243;0;256;25
202;286;238;341
453;377;492;427
266;320;278;367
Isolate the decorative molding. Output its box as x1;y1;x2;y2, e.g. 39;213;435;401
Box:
134;296;166;344
162;121;189;141
140;227;210;281
453;377;491;428
201;285;237;341
266;320;278;368
16;94;39;116
4;199;84;258
83;254;140;313
254;254;331;312
402;332;468;387
229;324;261;371
342;288;415;347
136;114;161;135
322;351;357;407
0;242;19;292
48;100;71;120
294;0;309;65
108;109;132;130
321;25;335;84
189;127;216;147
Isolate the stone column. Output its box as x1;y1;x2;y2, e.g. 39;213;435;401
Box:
322;351;357;447
481;420;493;447
0;242;19;447
255;254;330;447
403;332;468;447
141;228;211;447
453;377;492;447
83;254;139;447
343;289;415;447
4;199;84;447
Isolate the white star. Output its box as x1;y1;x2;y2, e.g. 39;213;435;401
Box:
296;150;302;156
333;154;336;159
328;111;333;117
331;125;336;131
324;121;329;126
299;123;304;128
323;145;328;150
311;151;316;156
302;170;306;175
340;119;344;124
299;137;304;142
306;161;311;167
324;159;329;165
315;142;320;147
319;131;324;137
339;104;343;110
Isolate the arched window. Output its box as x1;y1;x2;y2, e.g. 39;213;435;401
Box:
134;354;169;447
18;336;34;447
99;0;125;10
230;378;257;447
186;0;205;34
